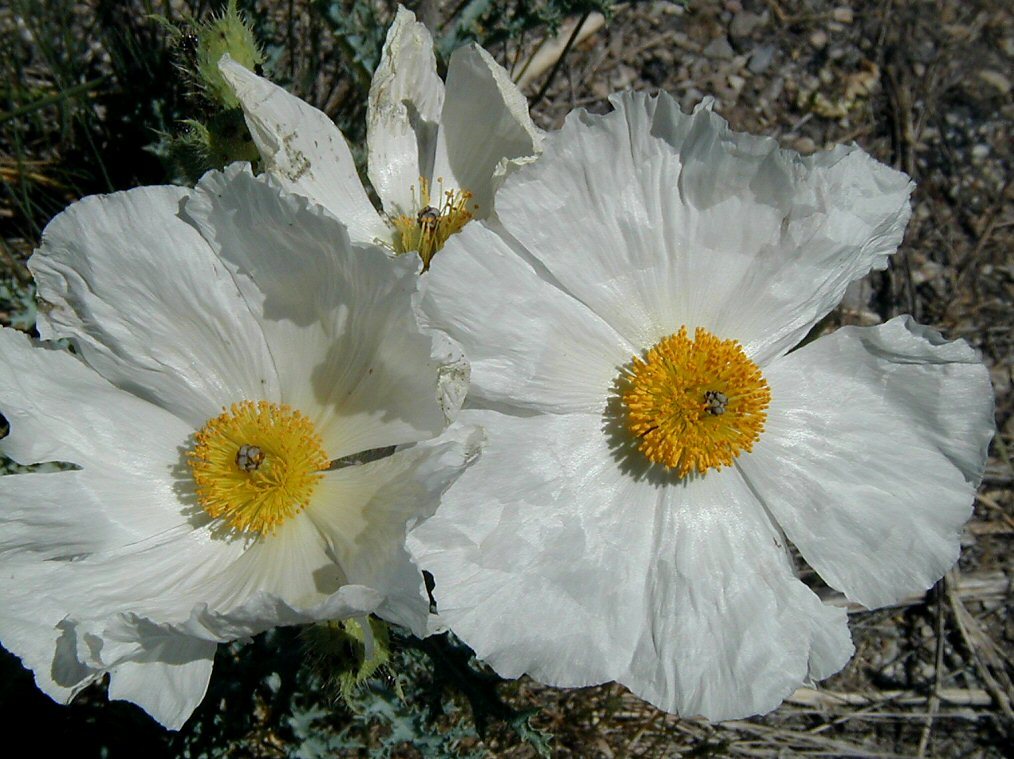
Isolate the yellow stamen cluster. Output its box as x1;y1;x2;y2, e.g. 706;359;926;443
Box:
622;326;771;477
391;176;476;269
188;400;329;535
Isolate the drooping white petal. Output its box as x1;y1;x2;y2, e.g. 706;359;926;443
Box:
29;186;280;427
493;92;912;362
58;585;382;728
307;425;483;635
366;5;445;216
430;44;542;218
183;166;461;456
423;220;633;415
738;316;994;609
106;641;217;731
0;560;95;706
0;495;381;730
408;411;852;720
219;55;389;245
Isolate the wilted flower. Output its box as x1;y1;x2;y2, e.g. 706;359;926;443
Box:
0;165;474;729
408;93;995;721
219;5;541;267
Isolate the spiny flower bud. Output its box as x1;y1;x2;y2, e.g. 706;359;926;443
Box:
195;0;263;108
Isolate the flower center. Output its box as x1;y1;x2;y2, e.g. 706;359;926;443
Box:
390;176;475;269
188;401;329;535
622;326;771;477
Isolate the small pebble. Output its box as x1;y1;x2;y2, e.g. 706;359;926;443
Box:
748;44;775;74
793;137;816;154
977;69;1011;95
832;6;854;24
703;36;735;60
730;11;766;40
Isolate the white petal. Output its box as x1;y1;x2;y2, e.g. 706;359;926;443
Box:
409;411;852;720
0;327;192;474
493;92;912;361
0;561;93;705
73;587;383;659
738;316;994;609
29;186;280;427
408;411;656;686
0;466;194;567
107;640;217;731
307;425;483;635
184;166;460;456
430;44;542;218
366;6;445;216
423;220;633;414
622;467;852;720
219;56;389;244
58;585;381;727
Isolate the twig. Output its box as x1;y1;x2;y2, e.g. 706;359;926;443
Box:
917;580;946;756
946;569;1014;720
530;11;592;108
823;570;1011;613
788;687;993;708
516;11;607;91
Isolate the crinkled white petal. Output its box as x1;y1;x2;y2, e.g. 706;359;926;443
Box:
422;220;633;414
430;43;542;218
106;640;217;731
29;186;280;427
408;411;852;720
57;585;382;728
183;165;462;456
0;327;192;477
2;462;394;635
307;424;483;636
0;466;193;567
738;316;994;609
622;465;852;720
493;92;912;363
0;559;95;706
1;494;381;728
218;55;389;245
366;5;445;216
409;411;656;686
69;587;383;664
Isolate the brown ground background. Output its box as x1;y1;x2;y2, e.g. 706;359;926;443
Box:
1;1;1010;756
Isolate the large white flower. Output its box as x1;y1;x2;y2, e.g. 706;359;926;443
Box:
407;93;995;721
0;164;475;729
219;5;542;267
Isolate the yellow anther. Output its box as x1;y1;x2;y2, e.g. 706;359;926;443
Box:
390;176;475;268
622;326;771;477
188;400;329;535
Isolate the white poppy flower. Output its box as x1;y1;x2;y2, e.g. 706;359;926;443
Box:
218;5;542;268
0;164;476;729
407;93;995;721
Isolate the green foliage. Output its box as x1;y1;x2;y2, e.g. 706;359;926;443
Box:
436;0;616;60
1;0;183;240
0;274;35;332
314;0;390;91
167;625;551;757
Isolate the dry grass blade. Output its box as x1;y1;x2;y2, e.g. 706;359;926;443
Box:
946;569;1014;721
